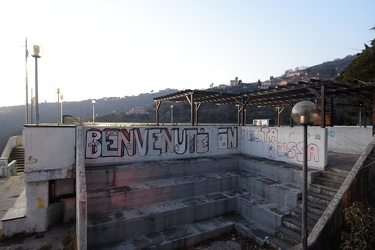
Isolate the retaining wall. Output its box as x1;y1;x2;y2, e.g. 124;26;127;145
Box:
327;126;372;154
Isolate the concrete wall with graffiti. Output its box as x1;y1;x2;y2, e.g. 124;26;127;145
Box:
327;127;372;154
240;126;328;170
84;126;240;166
24;125;331;171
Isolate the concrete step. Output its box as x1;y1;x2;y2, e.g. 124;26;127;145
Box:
87;171;238;215
239;158;304;186
289;207;321;225
320;169;348;182
236;193;290;233
267;235;294;250
86;156;238;188
297;200;326;216
282;216;314;234
9;146;25;172
238;171;300;208
275;225;300;246
234;219;271;246
307;191;332;207
87;190;240;247
314;176;343;189
94;213;269;250
309;183;338;198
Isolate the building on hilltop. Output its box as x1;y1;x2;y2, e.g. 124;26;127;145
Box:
129;107;147;114
230;77;241;87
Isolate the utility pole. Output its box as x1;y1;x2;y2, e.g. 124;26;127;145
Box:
25;38;29;124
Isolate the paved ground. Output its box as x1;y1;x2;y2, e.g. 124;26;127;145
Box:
0;173;73;250
0;173;25;230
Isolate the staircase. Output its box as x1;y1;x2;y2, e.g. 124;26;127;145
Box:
9;146;25;172
267;167;350;250
85;156;302;249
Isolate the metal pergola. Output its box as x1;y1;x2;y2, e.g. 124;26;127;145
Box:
154;80;375;133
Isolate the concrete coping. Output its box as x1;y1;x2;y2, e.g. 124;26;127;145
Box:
1;189;26;222
24;166;75;182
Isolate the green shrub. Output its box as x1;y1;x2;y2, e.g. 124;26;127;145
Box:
341;201;375;249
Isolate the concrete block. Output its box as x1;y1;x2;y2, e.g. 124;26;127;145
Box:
88;192;237;247
86;156;238;188
87;172;237;215
236;194;289;233
62;197;76;223
47;202;64;229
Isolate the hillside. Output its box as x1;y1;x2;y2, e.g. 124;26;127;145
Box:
0;55;356;151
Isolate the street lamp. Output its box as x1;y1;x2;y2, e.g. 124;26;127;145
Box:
170;104;174;124
60;95;64;124
291;101;319;250
25;38;29;124
92;100;96;123
31;44;43;125
56;88;61;123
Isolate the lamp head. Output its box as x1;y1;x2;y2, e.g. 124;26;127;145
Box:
291;101;319;125
31;44;43;58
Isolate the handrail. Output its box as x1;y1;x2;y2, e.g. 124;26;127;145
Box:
1;135;23;158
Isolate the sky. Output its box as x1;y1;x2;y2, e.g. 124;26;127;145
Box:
0;0;374;107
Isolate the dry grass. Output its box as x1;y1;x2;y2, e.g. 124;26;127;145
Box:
187;229;268;249
62;225;77;250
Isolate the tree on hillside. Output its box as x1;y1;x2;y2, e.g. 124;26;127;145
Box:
335;26;375;128
336;27;375;83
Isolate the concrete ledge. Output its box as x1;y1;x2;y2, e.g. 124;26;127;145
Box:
92;213;243;249
24;166;75;182
1;189;27;237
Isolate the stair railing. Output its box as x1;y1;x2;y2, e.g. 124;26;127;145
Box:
0;135;23;177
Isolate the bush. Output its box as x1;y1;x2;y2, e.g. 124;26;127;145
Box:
341;201;375;249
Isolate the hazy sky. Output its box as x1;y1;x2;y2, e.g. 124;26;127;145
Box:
0;0;374;107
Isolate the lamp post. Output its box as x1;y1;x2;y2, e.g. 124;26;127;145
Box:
25;38;29;124
92;100;96;123
31;44;43;125
31;96;35;124
244;108;247;125
291;101;319;250
170;104;174;124
56;88;61;123
60;95;64;124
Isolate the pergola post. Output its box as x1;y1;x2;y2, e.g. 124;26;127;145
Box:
185;94;195;126
196;103;202;126
237;105;242;126
330;98;334;127
321;84;326;128
290;101;294;127
277;107;284;127
242;106;246;126
155;101;161;126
